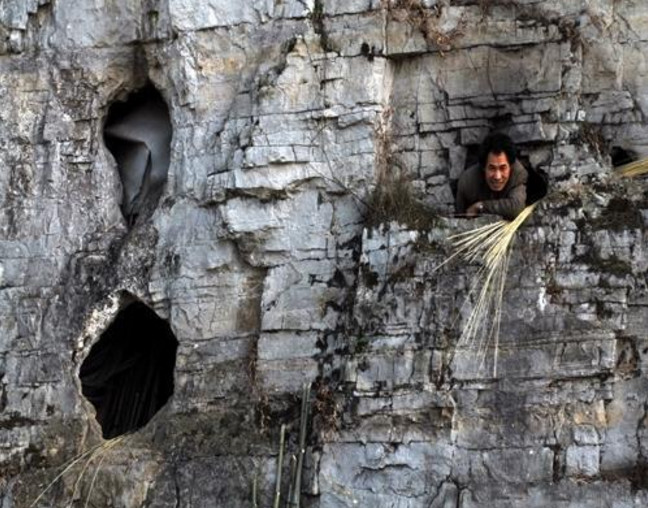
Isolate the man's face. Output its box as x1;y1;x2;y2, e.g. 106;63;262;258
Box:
485;151;511;192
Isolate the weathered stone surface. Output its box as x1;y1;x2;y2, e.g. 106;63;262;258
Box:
319;441;455;507
1;1;648;507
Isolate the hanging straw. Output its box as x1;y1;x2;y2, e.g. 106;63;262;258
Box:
615;156;648;179
446;204;538;377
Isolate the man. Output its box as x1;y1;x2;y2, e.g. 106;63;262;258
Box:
455;133;528;220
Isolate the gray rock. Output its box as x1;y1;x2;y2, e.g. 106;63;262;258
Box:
2;1;648;507
566;445;600;477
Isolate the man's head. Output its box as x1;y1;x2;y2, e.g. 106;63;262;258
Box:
478;133;517;192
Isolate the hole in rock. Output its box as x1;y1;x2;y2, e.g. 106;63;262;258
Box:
515;154;549;206
611;146;637;167
525;165;549;206
104;83;172;224
463;144;481;171
80;301;178;439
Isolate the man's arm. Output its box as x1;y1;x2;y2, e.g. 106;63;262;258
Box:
481;183;527;220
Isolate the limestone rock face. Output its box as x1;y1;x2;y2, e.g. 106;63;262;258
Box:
1;1;648;507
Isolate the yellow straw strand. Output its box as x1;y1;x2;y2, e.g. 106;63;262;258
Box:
615;157;648;179
444;203;537;377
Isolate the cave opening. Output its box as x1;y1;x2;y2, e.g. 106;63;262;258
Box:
104;82;172;224
79;301;178;439
611;146;637;167
523;157;549;206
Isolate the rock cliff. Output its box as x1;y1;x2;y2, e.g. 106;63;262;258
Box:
1;1;648;506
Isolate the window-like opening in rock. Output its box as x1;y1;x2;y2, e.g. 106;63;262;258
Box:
611;146;637;167
104;83;172;224
79;301;178;439
463;144;481;171
516;154;549;206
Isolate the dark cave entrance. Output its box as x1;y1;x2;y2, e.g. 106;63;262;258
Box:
611;146;637;167
524;159;549;206
104;83;172;224
79;301;178;439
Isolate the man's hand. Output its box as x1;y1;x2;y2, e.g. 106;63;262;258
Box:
465;202;483;217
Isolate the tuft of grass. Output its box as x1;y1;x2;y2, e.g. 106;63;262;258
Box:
579;123;608;159
313;383;340;437
366;98;438;230
383;0;464;53
364;173;438;230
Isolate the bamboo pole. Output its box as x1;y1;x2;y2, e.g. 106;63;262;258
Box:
252;471;258;508
286;455;297;506
289;383;311;508
273;424;286;508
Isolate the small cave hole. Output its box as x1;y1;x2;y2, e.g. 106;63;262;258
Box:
104;83;172;225
516;153;549;206
463;144;481;170
611;146;637;167
79;301;178;439
525;165;549;206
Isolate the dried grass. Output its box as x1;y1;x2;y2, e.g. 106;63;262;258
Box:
383;0;464;52
29;435;129;508
364;173;438;230
446;204;538;377
615;156;648;179
365;103;438;230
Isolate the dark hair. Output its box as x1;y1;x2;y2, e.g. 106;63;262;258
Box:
478;132;517;168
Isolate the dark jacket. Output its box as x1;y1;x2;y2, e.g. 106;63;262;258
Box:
455;161;528;220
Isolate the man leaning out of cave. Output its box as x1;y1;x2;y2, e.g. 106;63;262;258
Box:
455;132;528;220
